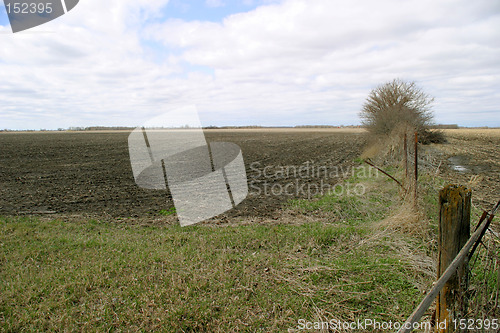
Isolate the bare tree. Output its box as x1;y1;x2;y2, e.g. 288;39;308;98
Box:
360;79;442;142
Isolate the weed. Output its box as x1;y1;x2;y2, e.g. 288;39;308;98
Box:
159;207;176;216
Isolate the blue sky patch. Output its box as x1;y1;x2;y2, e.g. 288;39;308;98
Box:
0;4;8;26
163;0;264;22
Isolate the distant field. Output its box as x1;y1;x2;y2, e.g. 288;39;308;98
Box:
204;127;366;133
442;128;500;138
0;128;366;221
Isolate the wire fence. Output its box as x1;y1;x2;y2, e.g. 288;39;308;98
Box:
363;128;499;332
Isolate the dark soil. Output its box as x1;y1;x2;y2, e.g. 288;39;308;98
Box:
0;130;366;221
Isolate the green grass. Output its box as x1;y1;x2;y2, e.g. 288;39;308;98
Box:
0;213;426;331
287;165;397;225
159;207;177;216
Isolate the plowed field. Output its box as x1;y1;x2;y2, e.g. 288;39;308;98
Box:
0;129;366;220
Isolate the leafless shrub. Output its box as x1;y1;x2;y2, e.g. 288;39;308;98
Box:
360;79;446;144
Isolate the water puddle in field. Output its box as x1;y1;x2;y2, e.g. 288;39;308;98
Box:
447;155;489;174
448;155;471;173
452;165;468;172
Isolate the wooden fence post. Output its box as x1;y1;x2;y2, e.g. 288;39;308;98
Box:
436;185;471;332
414;132;418;205
404;133;408;179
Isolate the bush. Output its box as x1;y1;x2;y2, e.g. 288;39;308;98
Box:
360;79;445;144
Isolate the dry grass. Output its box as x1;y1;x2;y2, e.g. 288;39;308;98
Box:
376;202;426;236
360;125;416;164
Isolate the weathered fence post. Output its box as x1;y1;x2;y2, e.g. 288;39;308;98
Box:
404;133;408;178
397;198;497;333
414;132;418;205
436;185;471;332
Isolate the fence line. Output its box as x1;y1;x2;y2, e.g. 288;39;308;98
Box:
364;158;406;191
363;130;498;332
363;130;418;201
413;132;418;205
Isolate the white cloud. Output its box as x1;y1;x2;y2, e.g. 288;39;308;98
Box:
145;0;500;125
206;0;225;8
0;0;499;129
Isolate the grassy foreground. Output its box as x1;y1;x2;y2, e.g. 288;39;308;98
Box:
1;167;436;332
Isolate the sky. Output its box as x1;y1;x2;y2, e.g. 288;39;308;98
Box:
0;0;499;130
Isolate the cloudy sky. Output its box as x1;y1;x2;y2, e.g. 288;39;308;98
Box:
0;0;499;130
